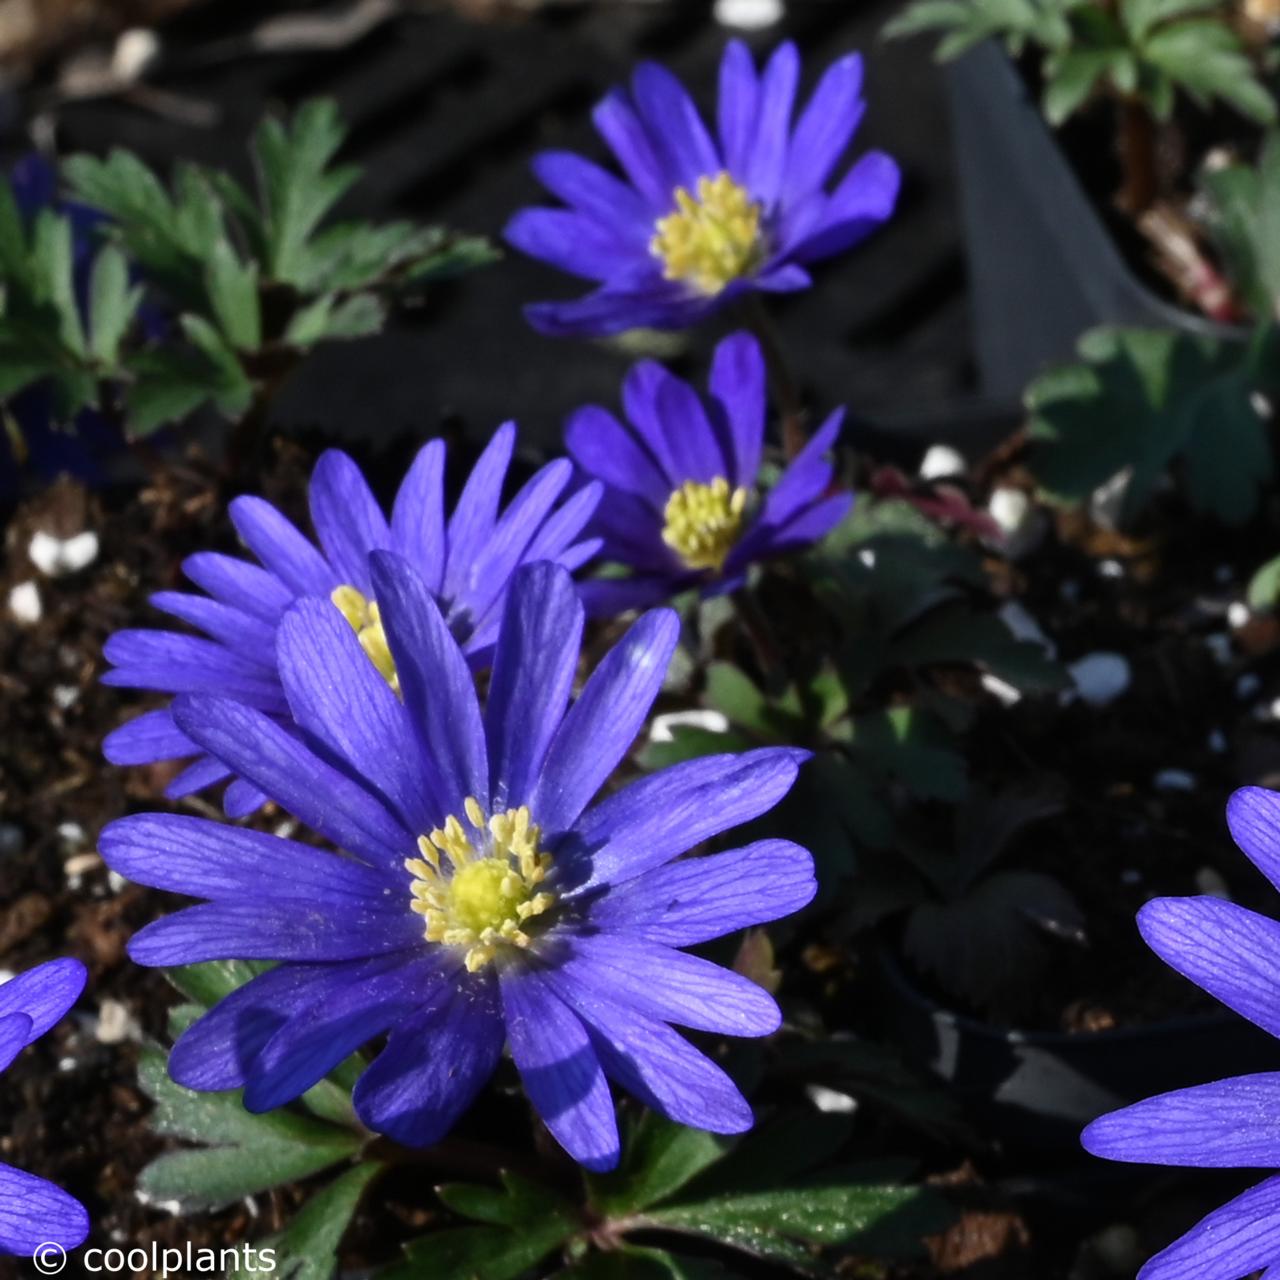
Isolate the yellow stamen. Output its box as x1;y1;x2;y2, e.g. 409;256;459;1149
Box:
406;798;556;972
661;476;748;572
651;171;763;296
330;585;398;693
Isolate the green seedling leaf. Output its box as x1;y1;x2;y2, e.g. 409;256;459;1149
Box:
269;1160;383;1280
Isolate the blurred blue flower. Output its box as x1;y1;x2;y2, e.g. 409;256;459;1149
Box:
103;428;602;816
0;958;89;1256
100;560;815;1169
1083;785;1280;1280
566;331;851;613
505;40;900;337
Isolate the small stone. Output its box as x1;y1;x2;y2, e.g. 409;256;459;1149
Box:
1204;633;1233;665
56;822;88;850
857;548;876;569
998;601;1057;657
1237;673;1262;700
111;27;160;80
650;709;730;743
1215;564;1235;585
95;999;139;1045
980;672;1022;706
918;444;966;481
7;580;41;624
52;684;79;710
805;1083;858;1114
28;528;99;577
1097;558;1124;580
1092;1224;1144;1274
1208;729;1228;754
1089;469;1132;531
107;871;127;894
1119;869;1142;886
1228;601;1252;629
1154;769;1195;792
0;823;23;858
713;0;784;27
1194;867;1232;900
1059;579;1081;603
1066;653;1131;707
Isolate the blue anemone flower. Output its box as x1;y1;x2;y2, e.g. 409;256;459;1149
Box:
0;959;89;1256
566;331;851;614
504;40;900;337
1083;785;1280;1280
99;559;816;1170
103;427;602;817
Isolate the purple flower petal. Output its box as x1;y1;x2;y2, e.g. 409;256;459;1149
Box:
444;423;515;603
504;209;646;282
0;958;86;1045
709;331;766;490
102;630;287;710
223;778;268;818
546;973;753;1134
588;839;816;945
1083;1073;1280;1168
372;552;488;820
717;40;760;179
228;495;333;598
557;933;780;1036
276;598;442;832
790;151;901;264
1228;786;1280;894
531;150;652;237
563;747;809;891
308;449;391;594
244;954;448;1113
1135;1174;1280;1280
0;1163;89;1255
103;709;196;767
743;42;800;206
485;563;583;811
533;608;679;837
390;440;447;594
100;813;397;901
655;368;728;485
183;551;293;623
592;88;671;212
1138;896;1280;1039
353;977;504;1148
565;405;668;509
524;284;704;340
129;899;419;966
578;574;686;618
783;53;865;199
173;694;413;871
164;753;231;800
501;967;619;1171
0;1013;34;1073
631;61;721;193
151;590;276;660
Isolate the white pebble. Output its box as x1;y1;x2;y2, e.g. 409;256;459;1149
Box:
1228;601;1252;629
111;27;160;81
1154;769;1195;792
998;601;1057;657
107;871;127;894
1089;469;1131;530
1066;652;1131;707
1237;673;1262;700
1194;867;1232;900
857;548;876;569
58;1057;76;1073
713;0;784;28
987;487;1044;559
52;684;79;710
1204;633;1233;665
1207;729;1228;754
95;999;139;1045
918;444;966;481
28;529;99;577
7;580;41;624
805;1083;858;1114
650;709;729;743
1097;558;1124;580
980;672;1022;706
56;822;88;850
0;969;15;986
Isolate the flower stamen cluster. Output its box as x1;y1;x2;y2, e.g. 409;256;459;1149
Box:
662;476;748;572
407;797;556;972
651;172;763;296
331;585;398;692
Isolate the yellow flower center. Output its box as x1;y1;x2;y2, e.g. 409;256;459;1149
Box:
662;476;748;572
331;585;398;693
651;171;763;296
406;797;556;972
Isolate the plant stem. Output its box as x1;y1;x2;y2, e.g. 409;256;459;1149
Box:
1115;96;1157;216
744;296;807;460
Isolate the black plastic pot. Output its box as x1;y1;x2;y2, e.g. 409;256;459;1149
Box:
873;946;1280;1154
944;41;1244;400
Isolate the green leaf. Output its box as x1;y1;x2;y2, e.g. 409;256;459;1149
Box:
284;292;386;348
1026;325;1273;524
136;1044;361;1212
269;1161;382;1280
31;211;86;358
848;707;968;803
87;244;138;366
385;1173;578;1280
1042;48;1112;123
1249;552;1280;611
0;176;32;285
589;1113;733;1217
166;959;265;1007
206;238;262;350
645;1173;945;1270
